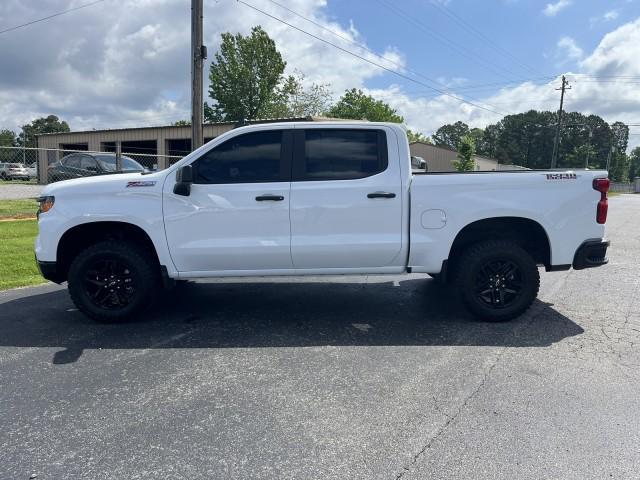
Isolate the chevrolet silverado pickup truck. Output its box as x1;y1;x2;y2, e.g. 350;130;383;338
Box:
35;122;610;322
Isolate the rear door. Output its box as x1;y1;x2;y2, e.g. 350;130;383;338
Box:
163;129;294;273
289;127;403;269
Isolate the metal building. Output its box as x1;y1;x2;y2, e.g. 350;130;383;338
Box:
409;141;502;172
35;116;331;178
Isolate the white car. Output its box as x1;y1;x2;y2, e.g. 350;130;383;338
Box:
35;122;610;323
26;163;37;180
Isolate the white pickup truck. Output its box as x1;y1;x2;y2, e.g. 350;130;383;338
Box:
35;122;610;323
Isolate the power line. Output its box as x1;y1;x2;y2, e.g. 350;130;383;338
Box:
0;0;105;36
259;0;513;112
374;0;525;79
262;0;556;95
425;0;540;77
236;0;509;116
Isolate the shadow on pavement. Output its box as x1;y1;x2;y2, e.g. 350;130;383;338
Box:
0;278;584;364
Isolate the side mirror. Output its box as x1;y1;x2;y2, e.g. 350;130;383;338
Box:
173;165;193;196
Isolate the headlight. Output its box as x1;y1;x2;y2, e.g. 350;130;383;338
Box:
37;196;55;216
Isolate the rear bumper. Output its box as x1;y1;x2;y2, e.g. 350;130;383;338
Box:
36;259;65;284
573;239;610;270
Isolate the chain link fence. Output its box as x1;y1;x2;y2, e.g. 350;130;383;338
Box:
610;182;639;194
0;146;185;184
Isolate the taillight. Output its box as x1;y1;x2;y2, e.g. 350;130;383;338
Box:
593;177;609;224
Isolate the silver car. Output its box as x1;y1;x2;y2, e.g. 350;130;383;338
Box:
0;162;31;181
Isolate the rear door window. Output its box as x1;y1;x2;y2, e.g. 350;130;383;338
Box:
294;129;387;181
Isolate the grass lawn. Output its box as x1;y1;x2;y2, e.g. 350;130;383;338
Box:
0;180;38;185
0;198;38;219
0;219;46;290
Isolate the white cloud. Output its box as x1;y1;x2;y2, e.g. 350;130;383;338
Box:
604;10;620;21
1;1;640;151
557;36;584;62
364;19;640;150
590;9;620;26
0;0;405;132
543;0;572;17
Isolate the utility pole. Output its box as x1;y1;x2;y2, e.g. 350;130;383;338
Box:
550;75;571;169
191;0;206;151
606;145;615;172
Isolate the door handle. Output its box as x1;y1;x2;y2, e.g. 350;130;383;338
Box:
255;194;285;201
367;192;396;199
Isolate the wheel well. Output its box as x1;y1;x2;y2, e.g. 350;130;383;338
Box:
57;222;160;282
447;217;551;279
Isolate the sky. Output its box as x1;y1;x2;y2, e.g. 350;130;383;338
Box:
1;0;640;148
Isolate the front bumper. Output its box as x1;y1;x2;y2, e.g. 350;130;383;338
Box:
573;239;610;270
36;259;65;284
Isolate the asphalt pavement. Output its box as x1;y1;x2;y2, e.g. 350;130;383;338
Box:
0;184;43;200
1;195;639;479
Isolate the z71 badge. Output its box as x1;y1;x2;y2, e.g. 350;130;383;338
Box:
545;173;577;180
126;181;156;188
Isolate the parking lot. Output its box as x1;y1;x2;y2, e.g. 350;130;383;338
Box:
1;195;639;479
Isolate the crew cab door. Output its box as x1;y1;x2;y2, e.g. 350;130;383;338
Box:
163;129;293;273
289;127;403;269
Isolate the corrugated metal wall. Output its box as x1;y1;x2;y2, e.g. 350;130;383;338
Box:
409;142;499;172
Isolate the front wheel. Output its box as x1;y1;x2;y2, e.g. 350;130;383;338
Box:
68;241;160;322
454;240;540;322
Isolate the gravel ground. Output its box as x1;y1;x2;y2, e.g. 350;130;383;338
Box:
0;194;638;479
0;184;44;200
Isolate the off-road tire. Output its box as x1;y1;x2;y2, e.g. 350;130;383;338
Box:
454;240;540;322
68;241;159;323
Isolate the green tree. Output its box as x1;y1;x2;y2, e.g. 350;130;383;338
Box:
609;122;631;182
476;124;500;158
172;120;191;126
0;129;17;147
208;26;286;122
407;129;431;143
469;127;484;146
441;112;626;170
453;135;476;172
0;129;18;162
629;147;640;181
326;89;404;122
204;102;225;123
565;144;597;169
609;152;630;182
432;121;469;150
18;115;70;147
262;72;332;118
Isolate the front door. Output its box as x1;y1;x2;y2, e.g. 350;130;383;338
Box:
289;127;403;269
163;129;293;273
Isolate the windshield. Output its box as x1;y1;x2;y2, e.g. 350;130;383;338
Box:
8;163;24;168
95;155;144;172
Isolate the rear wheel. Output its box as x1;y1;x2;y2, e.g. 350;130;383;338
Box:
68;241;159;322
454;240;539;322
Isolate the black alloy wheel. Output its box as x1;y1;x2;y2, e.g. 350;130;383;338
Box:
474;259;523;309
68;241;159;322
454;240;540;322
84;258;136;310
